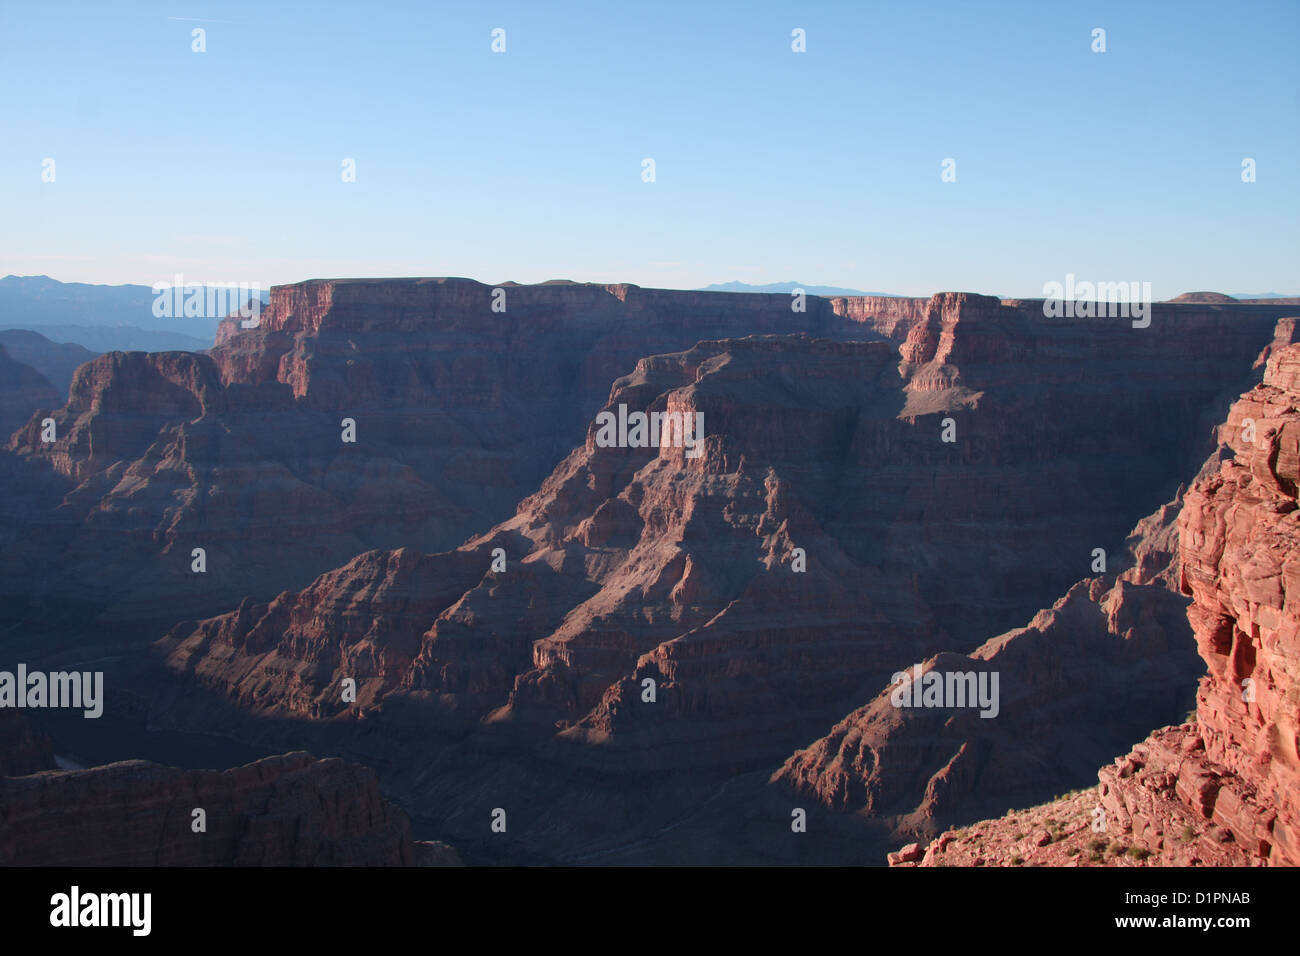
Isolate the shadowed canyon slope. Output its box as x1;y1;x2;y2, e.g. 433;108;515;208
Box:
774;490;1204;832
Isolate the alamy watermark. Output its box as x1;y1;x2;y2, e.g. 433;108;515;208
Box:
1041;273;1151;328
50;886;150;936
594;403;705;459
151;274;263;328
0;664;103;718
890;663;999;718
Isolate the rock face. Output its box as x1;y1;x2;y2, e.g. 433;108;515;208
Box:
896;724;1269;867
0;751;415;866
897;340;1300;866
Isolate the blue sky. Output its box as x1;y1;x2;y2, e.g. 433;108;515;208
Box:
2;0;1297;297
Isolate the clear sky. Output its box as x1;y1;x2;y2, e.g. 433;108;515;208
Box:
2;0;1297;298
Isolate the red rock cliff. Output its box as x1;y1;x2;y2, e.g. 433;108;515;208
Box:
1159;342;1300;864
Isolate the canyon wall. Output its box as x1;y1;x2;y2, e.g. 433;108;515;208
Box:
0;751;417;866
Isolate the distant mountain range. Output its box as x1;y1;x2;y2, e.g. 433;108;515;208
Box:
699;282;1300;301
698;281;901;297
0;275;269;353
0;329;97;396
4;323;211;353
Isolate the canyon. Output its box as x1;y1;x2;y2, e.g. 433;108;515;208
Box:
3;279;1298;864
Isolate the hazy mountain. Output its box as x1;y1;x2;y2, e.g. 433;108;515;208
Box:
16;324;211;354
0;329;98;396
0;275;270;351
0;345;59;438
